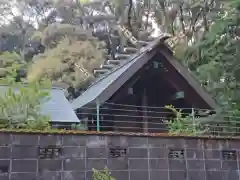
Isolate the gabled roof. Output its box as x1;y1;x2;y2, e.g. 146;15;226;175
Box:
71;36;219;110
0;85;79;123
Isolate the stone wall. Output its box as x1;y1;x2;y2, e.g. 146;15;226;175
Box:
0;132;240;180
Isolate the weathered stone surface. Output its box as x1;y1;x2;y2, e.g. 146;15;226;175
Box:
11;145;38;159
11;160;37;172
0;132;240;180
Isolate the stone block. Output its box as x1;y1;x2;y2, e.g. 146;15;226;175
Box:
169;170;187;180
106;136;128;147
63;159;85;171
0;147;10;159
86;147;107;158
150;170;168;180
86;158;107;170
38;159;62;172
127;137;147;148
149;159;168;170
38;171;61;180
129;159;148;170
187;170;206;180
86;136;106;148
11;160;37;172
127;148;147;158
0;160;10;173
62;171;85;180
187;160;205;170
186;149;204;159
185;139;203;149
62;147;85;158
148;138;167;148
10;173;36;180
204;150;221;159
0;133;11;146
110;171;129;180
62;135;86;146
39;135;62;146
149;148;168;158
221;160;238;170
107;158;129;170
206;170;223;180
168;159;186;170
129;170;149;180
11;134;39;146
205;160;221;170
0;174;9;180
11;145;38;159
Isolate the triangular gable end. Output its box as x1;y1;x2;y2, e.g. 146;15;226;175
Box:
71;37;219;111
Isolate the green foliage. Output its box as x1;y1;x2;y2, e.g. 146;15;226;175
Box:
71;123;87;130
0;64;51;130
164;105;207;135
92;168;115;180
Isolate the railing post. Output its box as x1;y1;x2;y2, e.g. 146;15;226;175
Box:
96;101;100;132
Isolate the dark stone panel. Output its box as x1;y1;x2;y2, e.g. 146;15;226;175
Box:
129;159;148;170
0;160;10;173
0;147;10;159
168;159;186;171
11;160;37;172
128;148;147;158
62;171;85;180
107;158;129;170
63;159;85;171
186;149;204;159
85;136;106;148
204;150;221;159
107;136;128;147
62;135;86;146
0;174;9;180
149;148;168;158
86;158;107;170
148;138;167;148
39;135;62;146
129;171;149;180
11;146;38;159
169;170;187;180
38;159;62;172
205;160;221;170
0;134;11;146
10;173;36;180
228;140;240;150
218;140;229;149
187;170;206;180
149;159;168;170
127;137;147;148
149;170;168;180
86;171;93;180
185;139;203;149
204;139;220;150
166;139;185;148
38;171;61;180
222;170;240;180
86;147;107;158
187;160;205;170
62;147;85;158
11;134;39;146
110;171;129;180
221;160;238;170
206;171;223;180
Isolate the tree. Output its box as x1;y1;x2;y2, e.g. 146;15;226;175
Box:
0;64;51;130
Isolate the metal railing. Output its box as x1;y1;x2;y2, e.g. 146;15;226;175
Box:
47;103;240;137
